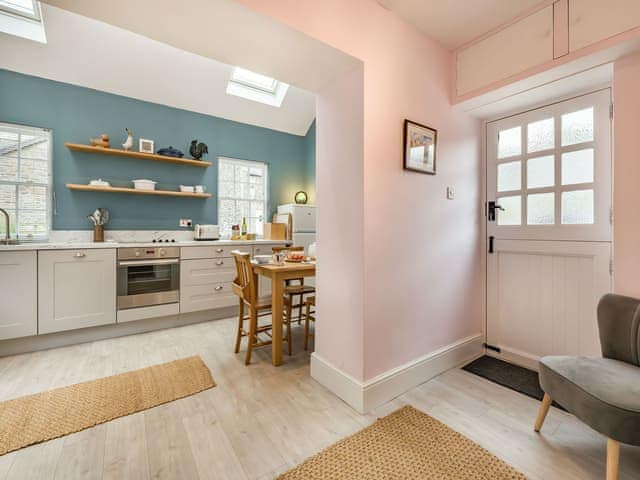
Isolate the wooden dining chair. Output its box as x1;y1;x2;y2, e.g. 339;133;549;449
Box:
231;251;292;364
271;246;315;325
304;296;315;351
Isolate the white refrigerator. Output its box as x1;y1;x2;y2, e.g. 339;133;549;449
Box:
277;204;316;252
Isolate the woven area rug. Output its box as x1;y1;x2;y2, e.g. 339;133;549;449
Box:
278;405;526;480
0;355;215;455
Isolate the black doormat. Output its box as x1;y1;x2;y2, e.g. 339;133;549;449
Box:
462;355;565;410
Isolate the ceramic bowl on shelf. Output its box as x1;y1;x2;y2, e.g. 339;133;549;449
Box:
132;179;157;191
89;179;110;187
180;185;195;193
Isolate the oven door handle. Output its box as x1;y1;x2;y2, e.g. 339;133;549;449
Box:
118;258;180;267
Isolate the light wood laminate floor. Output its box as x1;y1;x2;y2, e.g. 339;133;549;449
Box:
0;317;638;480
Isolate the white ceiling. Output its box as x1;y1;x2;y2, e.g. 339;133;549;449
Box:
0;4;318;136
41;0;359;94
378;0;545;50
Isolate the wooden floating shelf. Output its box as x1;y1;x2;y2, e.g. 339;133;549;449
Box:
66;183;211;199
65;143;212;168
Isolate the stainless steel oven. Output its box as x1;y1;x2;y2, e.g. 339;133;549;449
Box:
117;247;180;310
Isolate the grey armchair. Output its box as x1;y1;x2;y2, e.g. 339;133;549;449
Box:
534;293;640;480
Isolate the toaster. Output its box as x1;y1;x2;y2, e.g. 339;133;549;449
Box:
194;224;220;241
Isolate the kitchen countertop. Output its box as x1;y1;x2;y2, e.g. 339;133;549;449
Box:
0;238;289;251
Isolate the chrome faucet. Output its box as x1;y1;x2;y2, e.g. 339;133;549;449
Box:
0;208;10;245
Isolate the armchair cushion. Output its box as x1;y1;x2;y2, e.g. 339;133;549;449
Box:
539;355;640;445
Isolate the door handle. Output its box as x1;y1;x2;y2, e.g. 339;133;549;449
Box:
487;201;504;222
214;285;223;291
74;252;86;258
216;260;224;266
488;236;495;254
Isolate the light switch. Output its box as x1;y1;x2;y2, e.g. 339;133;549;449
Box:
446;187;455;200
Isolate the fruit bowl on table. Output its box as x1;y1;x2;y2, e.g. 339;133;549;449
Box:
285;253;306;263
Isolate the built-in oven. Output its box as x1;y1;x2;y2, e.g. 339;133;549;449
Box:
117;247;180;310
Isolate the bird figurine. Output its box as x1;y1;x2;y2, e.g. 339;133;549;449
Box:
122;128;134;151
189;140;208;160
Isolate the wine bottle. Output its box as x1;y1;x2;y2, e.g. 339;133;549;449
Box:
241;217;247;238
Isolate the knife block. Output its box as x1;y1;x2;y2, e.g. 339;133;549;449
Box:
93;225;104;243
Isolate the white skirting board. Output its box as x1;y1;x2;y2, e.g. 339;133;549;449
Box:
310;334;484;413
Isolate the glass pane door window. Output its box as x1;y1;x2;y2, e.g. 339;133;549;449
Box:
218;157;268;237
486;89;611;242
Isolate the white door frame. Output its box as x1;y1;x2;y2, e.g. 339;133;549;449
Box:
483;88;613;367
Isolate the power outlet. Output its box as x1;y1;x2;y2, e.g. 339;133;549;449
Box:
179;218;192;228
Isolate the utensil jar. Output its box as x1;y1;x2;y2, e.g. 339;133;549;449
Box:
94;225;104;243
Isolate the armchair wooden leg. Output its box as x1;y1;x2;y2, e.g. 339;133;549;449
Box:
534;393;553;432
606;438;620;480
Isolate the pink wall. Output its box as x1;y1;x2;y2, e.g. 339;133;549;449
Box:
613;53;640;298
315;64;365;378
238;0;482;380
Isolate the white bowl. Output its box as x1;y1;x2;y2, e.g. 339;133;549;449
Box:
89;179;110;187
180;185;195;193
253;255;272;265
133;179;156;190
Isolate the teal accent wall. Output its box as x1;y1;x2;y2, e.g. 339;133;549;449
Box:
0;69;315;230
303;119;316;203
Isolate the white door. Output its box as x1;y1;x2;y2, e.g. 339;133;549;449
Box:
486;89;612;369
38;249;117;334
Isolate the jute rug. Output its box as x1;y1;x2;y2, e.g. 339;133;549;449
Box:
0;355;215;455
278;405;526;480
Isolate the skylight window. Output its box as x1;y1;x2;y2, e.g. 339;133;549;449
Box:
226;67;289;107
231;68;278;93
0;0;46;43
0;0;39;20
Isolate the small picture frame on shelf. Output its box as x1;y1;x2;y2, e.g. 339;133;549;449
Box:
403;119;437;175
139;138;154;154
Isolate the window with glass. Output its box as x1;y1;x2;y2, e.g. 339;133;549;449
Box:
0;123;52;240
495;106;596;227
0;0;40;20
218;157;268;237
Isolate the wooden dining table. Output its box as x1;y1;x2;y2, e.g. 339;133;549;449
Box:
252;261;316;366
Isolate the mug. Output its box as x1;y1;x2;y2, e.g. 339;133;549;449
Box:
195;185;205;193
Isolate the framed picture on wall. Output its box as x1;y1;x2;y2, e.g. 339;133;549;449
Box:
403;119;437;175
139;138;154;154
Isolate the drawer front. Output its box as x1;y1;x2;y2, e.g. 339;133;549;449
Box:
180;283;237;313
181;259;235;287
181;245;248;260
252;244;281;256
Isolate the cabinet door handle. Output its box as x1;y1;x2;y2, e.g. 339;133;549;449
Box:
74;252;86;258
216;260;224;266
214;285;223;291
215;248;224;253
